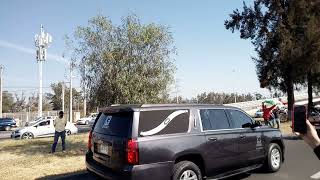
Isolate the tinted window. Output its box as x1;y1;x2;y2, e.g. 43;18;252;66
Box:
200;109;230;130
228;110;253;128
94;112;133;137
139;110;189;136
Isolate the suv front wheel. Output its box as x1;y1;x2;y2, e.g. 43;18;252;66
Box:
264;143;282;172
172;161;202;180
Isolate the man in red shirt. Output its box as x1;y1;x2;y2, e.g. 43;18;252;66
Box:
262;102;276;126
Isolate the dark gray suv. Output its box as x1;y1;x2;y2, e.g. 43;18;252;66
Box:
86;104;284;180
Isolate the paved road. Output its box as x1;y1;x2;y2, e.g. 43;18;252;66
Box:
39;139;320;180
0;125;91;140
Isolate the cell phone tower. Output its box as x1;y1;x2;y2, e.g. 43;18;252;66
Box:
34;25;52;118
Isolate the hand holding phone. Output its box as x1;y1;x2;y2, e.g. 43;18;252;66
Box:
293;105;307;134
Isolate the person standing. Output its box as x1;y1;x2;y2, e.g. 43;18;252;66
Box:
262;102;276;126
272;107;280;129
51;111;67;153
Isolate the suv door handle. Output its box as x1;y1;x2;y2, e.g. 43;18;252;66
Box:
208;137;218;141
240;134;246;139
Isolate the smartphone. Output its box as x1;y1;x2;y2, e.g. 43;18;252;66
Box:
293;105;307;134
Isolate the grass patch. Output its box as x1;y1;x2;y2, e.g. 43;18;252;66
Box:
0;133;89;180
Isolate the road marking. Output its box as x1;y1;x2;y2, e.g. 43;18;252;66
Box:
311;171;320;179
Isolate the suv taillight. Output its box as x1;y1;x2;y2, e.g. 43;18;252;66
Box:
127;139;139;165
87;130;93;150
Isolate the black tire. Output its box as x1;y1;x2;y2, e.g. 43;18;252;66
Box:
65;129;71;136
263;143;282;172
172;161;202;180
21;132;34;139
4;126;11;131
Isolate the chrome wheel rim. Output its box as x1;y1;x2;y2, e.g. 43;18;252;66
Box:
271;148;281;169
66;130;71;135
22;133;32;139
180;170;198;180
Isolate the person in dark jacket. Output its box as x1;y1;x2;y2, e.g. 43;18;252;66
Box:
295;120;320;159
272;107;280;129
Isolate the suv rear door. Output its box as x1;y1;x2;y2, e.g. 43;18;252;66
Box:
227;109;264;166
199;108;240;176
91;111;133;171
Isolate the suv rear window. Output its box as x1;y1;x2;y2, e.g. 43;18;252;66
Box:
139;110;189;136
93;112;133;137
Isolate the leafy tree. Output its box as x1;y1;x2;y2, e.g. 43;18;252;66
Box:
50;82;82;111
196;91;254;104
224;0;320;119
13;93;26;112
67;14;176;107
2;91;14;113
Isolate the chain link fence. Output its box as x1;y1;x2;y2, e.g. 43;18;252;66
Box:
2;111;81;127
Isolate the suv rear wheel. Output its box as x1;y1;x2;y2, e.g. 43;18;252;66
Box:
5;126;11;131
172;161;202;180
263;143;282;172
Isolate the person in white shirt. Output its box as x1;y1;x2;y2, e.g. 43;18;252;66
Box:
51;111;67;153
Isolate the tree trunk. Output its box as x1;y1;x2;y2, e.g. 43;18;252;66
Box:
307;71;313;115
286;69;295;121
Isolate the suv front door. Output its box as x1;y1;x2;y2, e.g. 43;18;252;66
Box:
199;108;240;176
227;109;264;166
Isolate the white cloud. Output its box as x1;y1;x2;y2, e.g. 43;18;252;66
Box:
0;40;68;64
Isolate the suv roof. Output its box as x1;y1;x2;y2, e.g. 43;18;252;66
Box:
99;104;241;112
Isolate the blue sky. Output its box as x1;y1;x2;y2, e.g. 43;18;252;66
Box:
0;0;270;98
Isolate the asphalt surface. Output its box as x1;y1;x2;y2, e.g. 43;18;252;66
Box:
0;125;91;140
36;139;319;180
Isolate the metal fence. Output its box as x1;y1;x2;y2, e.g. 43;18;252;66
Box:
2;111;81;127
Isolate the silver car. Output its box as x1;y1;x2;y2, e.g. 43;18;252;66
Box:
11;118;78;139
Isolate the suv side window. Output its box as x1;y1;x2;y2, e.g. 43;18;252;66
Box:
228;109;253;128
199;109;230;130
139;110;189;136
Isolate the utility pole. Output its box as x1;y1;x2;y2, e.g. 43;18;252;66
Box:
61;82;65;112
0;65;3;118
174;78;180;103
83;68;86;117
69;61;73;122
83;87;86;117
232;69;237;103
34;25;52;118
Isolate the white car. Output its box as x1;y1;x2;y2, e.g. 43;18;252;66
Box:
11;118;78;139
76;113;98;125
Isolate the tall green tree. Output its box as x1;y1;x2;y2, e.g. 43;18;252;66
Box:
2;91;14;113
224;0;320;119
67;15;176;107
296;1;320;112
50;82;82;111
